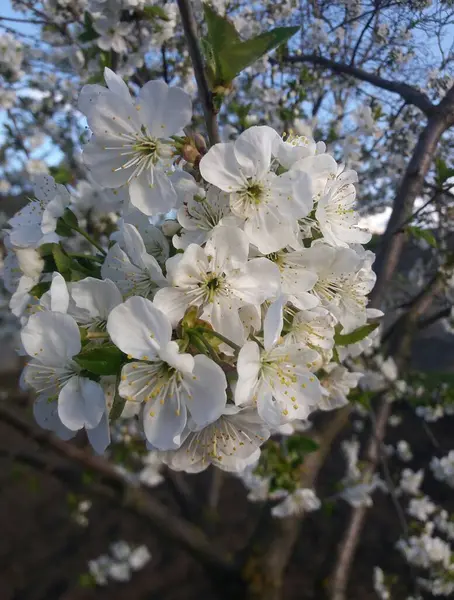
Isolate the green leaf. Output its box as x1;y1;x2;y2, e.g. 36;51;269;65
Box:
38;243;57;258
86;72;104;85
203;4;241;55
435;157;454;186
100;51;112;69
143;5;170;21
334;322;380;347
52;244;72;276
203;5;298;86
49;164;73;185
406;225;437;248
75;345;126;376
287;435;319;456
109;386;127;421
217;27;299;83
61;208;79;229
55;218;73;237
29;281;51;299
78;12;100;42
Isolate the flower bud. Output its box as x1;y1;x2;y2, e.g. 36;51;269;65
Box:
161;220;181;237
181;143;200;164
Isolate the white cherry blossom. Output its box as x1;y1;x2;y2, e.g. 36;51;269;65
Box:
102;223;167;298
319;364;362;410
173;185;237;250
158;405;270;473
21;311;106;433
271;488;321;518
107;296;228;449
199;126;314;253
235;306;322;427
296;242;376;332
78;68;192;215
154;226;280;343
315;167;372;247
8;175;70;248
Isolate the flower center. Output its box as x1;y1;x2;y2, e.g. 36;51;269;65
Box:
245;181;264;204
203;275;222;302
108;126;173;181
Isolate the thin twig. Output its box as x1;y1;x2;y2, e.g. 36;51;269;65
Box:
277;54;434;115
0;405;235;574
176;0;221;145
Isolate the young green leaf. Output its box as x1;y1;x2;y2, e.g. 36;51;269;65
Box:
78;12;100;42
217;27;299;83
406;225;437;248
202;5;299;86
61;208;79;229
435;157;454;187
143;6;170;21
334;322;380;346
75;345;126;376
52;244;72;276
29;281;51;299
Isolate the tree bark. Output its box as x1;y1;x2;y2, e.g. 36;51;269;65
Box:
241;408;351;600
370;86;454;308
329;273;444;600
177;0;221;145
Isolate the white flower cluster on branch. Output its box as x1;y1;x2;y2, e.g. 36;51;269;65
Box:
4;68;379;473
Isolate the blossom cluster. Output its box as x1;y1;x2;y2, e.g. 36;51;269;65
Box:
4;68;378;473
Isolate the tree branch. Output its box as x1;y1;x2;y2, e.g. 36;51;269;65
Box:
176;0;220;145
0;405;235;575
241;407;351;600
280;54;435;115
329;272;443;600
370;83;454;309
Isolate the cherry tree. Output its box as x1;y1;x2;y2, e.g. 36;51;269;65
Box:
1;2;454;599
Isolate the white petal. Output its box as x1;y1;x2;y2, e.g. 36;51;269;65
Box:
82;89;140;139
121;223;147;265
58;376;105;430
49;272;70;313
199;142;244;192
87;409;111;454
209;225;249;273
243;209;295;254
264;295;286;350
143;396;187;450
152;287;190;327
70;278;122;321
233;126;277;180
271;169;313;219
104;67;133;105
107;296;171;358
34;395;75;441
41;187;71;234
21;311;81;366
184;355;227;427
235;341;261;406
138;80;192;138
291;154;338;197
129;169;177;216
82;137;130;188
159;341;194;373
230;257;280;305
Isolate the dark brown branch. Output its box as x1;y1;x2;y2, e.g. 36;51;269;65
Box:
370;83;454;308
176;0;220;145
0;15;46;25
241;407;351;600
280;54;434;115
329;273;442;600
418;306;451;330
0;405;235;575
